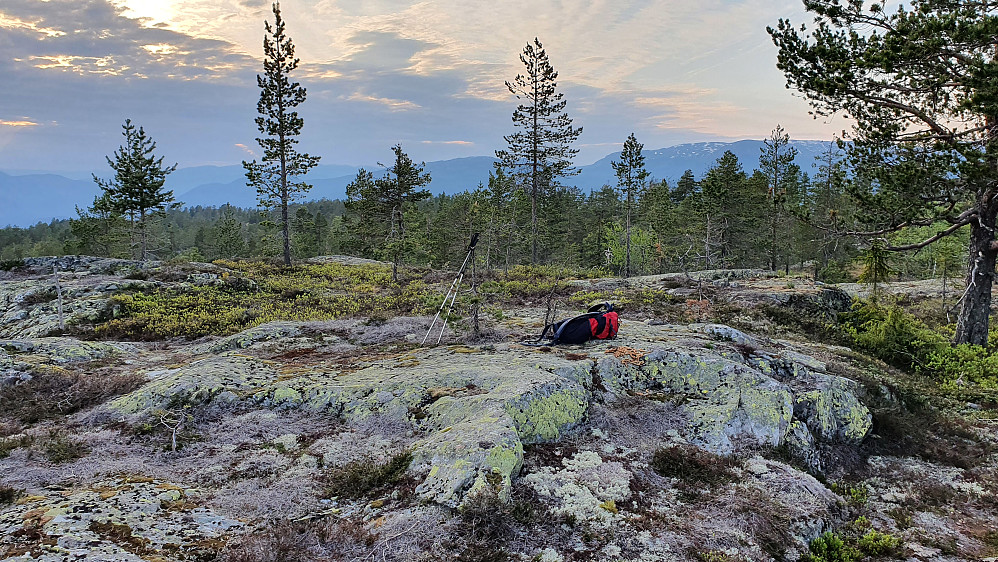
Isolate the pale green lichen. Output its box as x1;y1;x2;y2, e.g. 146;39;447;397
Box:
504;388;588;443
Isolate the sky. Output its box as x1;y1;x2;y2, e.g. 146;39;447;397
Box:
0;0;849;173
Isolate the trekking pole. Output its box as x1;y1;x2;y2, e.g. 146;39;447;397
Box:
422;234;479;346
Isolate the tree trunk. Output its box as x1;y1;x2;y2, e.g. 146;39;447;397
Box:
955;197;997;346
625;189;632;278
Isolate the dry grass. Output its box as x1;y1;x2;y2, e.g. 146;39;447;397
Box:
0;370;146;424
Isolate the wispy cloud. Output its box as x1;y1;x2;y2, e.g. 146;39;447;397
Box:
346;92;421;111
420;140;474;146
234;143;256;157
0;119;39;127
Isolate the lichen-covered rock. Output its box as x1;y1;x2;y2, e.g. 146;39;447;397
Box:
194;321;306;354
104;354;280;415
794;374;872;444
93;318;873;508
0;477;240;561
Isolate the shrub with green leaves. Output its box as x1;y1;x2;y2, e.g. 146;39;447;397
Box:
88;261;433;339
42;431;90;463
857;529;902;556
802;532;860;562
927;344;998;389
841;301;947;372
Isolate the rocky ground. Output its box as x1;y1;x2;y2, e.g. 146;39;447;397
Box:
1;257;996;561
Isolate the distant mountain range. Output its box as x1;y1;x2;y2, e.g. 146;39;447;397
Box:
0;140;834;227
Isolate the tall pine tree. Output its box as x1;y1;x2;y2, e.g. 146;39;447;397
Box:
92;119;178;260
243;1;320;266
759;125;800;273
612;133;650;278
769;0;998;345
497;38;582;264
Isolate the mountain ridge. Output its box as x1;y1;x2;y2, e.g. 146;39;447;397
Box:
0;139;835;227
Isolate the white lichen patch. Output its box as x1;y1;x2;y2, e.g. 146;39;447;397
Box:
524;450;632;528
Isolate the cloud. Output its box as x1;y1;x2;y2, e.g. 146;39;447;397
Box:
0;0;253;81
346;92;421;111
234;143;256;157
420;140;474;146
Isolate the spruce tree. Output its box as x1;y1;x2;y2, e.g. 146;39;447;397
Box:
497;37;582;264
92;119;178;259
243;1;320;266
612;133;650;277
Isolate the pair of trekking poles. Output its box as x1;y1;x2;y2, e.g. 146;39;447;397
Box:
422;233;479;346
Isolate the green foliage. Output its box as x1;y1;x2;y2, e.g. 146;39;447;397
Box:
841;300;947;372
841;298;998;389
0;259;25;271
858;241;892;299
92;120;178;260
926;344;998;389
856;530;902;557
242;2;321;266
0;435;33;459
802;532;860;562
321;450;412;499
769;0;998;346
828;482;869;507
497;37;582;264
90;260;432;339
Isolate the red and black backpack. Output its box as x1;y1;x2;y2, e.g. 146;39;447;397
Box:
531;302;619;345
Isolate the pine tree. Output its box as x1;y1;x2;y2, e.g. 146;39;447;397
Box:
214;205;246;258
612;133;650;278
497;38;582;264
347;145;431;281
92;119;178;259
769;0;998;345
243;1;320;266
759;125;800;273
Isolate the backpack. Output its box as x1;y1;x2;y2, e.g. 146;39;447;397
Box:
532;303;619;345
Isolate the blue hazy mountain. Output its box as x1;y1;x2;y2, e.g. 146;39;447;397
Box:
1;140;836;227
574;139;834;189
0;172;101;228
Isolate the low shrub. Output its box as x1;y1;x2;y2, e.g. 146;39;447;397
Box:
828;482;868;507
0;370;146;424
857;529;902;556
41;431;90;463
0;259;25;272
841;301;947;372
650;444;738;493
0;484;24;505
927;344;998;389
802;532;860;562
320;450;412;499
0;434;33;459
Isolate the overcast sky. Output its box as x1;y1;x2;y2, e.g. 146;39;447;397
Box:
0;0;848;173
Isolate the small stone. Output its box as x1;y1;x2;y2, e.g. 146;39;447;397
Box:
745;459;770;475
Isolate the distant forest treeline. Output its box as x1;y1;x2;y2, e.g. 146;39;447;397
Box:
0;148;966;285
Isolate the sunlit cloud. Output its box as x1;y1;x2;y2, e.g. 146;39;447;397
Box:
346;93;421;111
234;143;256;157
0;12;66;37
420;140;474;146
0;119;39;128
